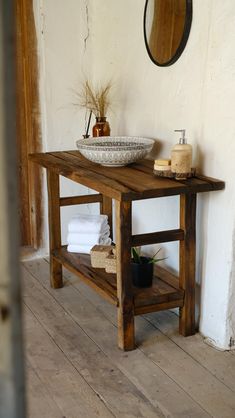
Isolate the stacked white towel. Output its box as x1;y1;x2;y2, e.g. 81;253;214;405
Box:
67;214;111;254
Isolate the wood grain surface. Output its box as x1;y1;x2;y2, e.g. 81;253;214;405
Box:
46;170;63;289
22;258;235;418
179;193;196;336
29;151;225;201
52;247;184;316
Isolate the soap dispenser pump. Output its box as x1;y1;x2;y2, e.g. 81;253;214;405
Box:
171;129;192;179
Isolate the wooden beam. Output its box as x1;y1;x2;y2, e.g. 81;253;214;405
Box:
179;193;196;336
60;193;102;206
135;299;184;316
115;200;135;350
47;170;63;289
132;228;184;246
16;0;42;248
0;1;26;416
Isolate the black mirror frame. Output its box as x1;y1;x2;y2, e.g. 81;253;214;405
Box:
143;0;193;67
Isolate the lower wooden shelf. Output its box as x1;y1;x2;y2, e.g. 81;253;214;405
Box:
52;246;184;316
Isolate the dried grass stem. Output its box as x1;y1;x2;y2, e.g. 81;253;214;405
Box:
77;80;112;118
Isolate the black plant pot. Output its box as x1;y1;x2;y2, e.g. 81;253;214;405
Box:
131;257;153;288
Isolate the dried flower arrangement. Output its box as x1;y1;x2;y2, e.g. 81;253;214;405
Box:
76;80;112;118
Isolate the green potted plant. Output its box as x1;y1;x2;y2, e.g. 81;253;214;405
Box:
131;247;167;288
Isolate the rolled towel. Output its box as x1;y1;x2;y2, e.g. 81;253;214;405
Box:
68;238;112;254
67;228;110;246
68;214;108;234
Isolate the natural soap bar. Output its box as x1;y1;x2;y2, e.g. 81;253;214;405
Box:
154;159;171;166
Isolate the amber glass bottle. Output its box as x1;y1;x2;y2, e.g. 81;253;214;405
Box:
92;117;110;137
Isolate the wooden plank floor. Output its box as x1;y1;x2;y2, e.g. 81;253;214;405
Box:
22;258;235;418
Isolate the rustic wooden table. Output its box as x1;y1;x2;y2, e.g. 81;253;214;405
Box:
30;150;225;351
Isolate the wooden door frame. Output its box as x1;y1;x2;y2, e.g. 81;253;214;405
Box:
0;1;26;416
16;0;42;249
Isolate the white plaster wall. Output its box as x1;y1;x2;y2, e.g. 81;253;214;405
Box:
198;0;235;348
33;0;101;245
90;0;235;349
34;0;235;349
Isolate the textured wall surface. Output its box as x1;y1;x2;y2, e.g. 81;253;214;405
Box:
34;0;235;349
33;0;99;245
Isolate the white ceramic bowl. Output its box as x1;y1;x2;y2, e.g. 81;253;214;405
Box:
76;136;154;167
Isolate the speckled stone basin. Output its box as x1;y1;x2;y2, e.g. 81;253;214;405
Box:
76;136;154;167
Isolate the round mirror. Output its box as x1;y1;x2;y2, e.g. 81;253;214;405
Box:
144;0;192;67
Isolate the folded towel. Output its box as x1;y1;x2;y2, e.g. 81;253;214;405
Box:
67;239;112;254
68;214;108;234
67;244;93;254
67;228;110;246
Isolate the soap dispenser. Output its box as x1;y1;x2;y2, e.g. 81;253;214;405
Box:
171;129;192;179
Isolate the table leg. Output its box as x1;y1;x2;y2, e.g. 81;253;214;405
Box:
179;193;196;336
115;200;135;350
100;195;113;239
47;170;63;289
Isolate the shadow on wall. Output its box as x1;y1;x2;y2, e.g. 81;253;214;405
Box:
194;143;206;174
194;142;209;328
147;138;163;160
228;227;235;347
195;192;209;330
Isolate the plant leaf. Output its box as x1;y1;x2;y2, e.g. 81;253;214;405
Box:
149;257;168;264
152;248;162;259
131;247;141;264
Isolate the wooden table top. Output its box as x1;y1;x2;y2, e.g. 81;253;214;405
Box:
29;151;225;201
